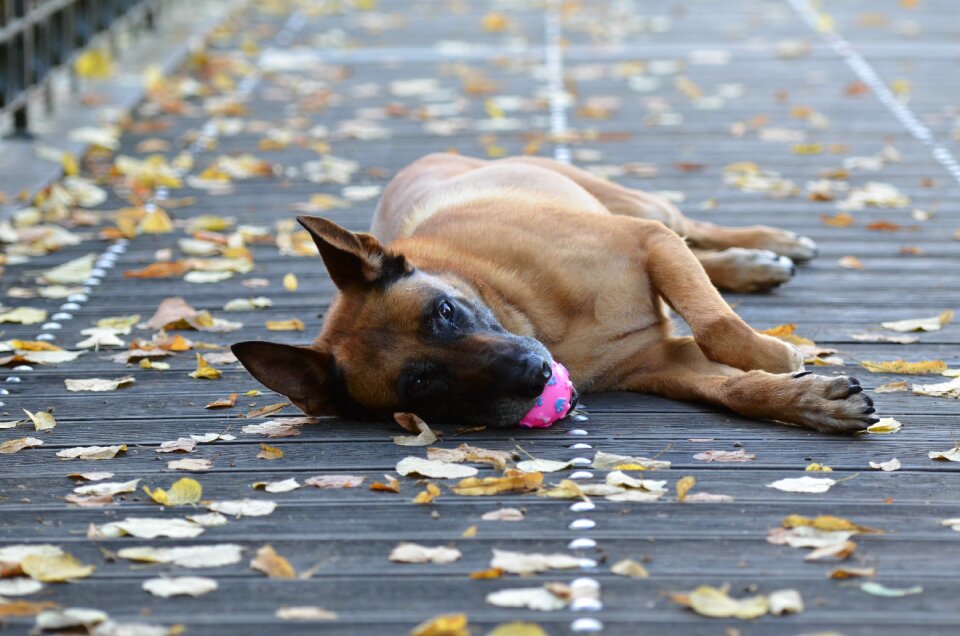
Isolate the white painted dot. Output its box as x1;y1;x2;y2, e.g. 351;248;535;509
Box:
569;518;596;530
568;442;592;449
41;322;62;330
35;333;56;341
570;471;594;480
83;278;101;286
12;365;32;372
571;617;604;631
577;558;598;569
67;294;88;303
568;537;596;550
52;312;73;321
5;377;21;383
573;414;589;422
569;457;591;466
571;598;603;612
570;501;595;512
567;428;589;436
90;268;107;278
0;388;9;394
60;303;81;311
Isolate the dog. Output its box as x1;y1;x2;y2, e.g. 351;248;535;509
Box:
233;154;878;433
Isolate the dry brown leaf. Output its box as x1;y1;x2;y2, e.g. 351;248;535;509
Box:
491;549;581;575
257;443;284;460
860;359;948;375
0;437;44;454
829;566;877;579
389;543;461;564
881;310;953;332
251;544;296;578
413;483;441;505
481;508;525;521
426;444;513;469
876;381;909;393
393;413;438;446
396;457;477;479
410;614;469;636
205;393;238;409
305;475;364;489
64;376;135;392
167;458;212;471
56;444;126;460
21;553;95;582
611;559;649;578
370;475;400;493
453;469;543;496
692;449;755;462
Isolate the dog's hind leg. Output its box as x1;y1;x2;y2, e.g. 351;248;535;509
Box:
691;247;795;293
502;156;817;263
639;224;803;374
619;337;877;433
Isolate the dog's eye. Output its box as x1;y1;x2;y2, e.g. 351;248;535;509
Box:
410;376;432;396
438;300;454;321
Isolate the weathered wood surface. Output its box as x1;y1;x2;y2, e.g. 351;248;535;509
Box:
2;0;959;634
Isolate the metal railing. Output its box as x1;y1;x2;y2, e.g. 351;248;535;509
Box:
0;0;165;136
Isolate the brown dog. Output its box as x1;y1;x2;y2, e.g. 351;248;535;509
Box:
233;154;877;433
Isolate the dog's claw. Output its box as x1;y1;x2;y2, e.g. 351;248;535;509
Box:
793;371;813;379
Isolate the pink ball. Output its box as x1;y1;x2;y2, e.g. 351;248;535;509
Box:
518;361;576;428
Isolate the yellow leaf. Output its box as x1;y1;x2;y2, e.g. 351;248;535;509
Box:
860;359;947;375
481;12;510;32
62;153;79;177
21;553;95;582
189;353;221;379
821;212;855;227
413;483;441;505
23;409;56;432
673;585;769;619
283;273;298;291
676;475;695;502
265;318;305;331
462;525;477;538
805;462;833;472
453;470;543;496
410;614;470;636
74;48;114;78
9;340;63;351
143;477;203;507
792;142;823;155
759;323;796;337
251;544;296;579
782;514;881;534
257;443;284;460
138;208;174;234
96;315;141;331
0;307;48;325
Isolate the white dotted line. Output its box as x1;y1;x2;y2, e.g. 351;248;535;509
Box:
787;0;960;188
544;1;603;631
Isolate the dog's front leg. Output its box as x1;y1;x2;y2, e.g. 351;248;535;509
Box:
620;337;878;433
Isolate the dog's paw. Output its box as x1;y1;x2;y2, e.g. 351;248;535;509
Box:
755;229;818;263
787;373;878;434
705;248;796;293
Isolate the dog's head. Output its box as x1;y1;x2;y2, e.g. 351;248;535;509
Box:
232;216;562;427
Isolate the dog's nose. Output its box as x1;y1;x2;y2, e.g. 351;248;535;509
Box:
511;355;552;398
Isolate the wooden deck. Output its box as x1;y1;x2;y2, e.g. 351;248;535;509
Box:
2;0;959;634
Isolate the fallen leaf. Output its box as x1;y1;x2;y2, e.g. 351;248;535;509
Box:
410;614;469;636
157;438;197;453
39;254;95;285
34;607;108;631
611;559;649;578
370;475;401;493
515;458;571;473
805;541;858;561
144;478;203;506
257;443;284;460
783;514;880;534
0;436;44;454
23;409;56;432
767;476;836;493
490;549;581;575
185;512;228;528
397;457;477;479
167;458;212;471
839;255;864;269
481;508;525;521
426;444;513;469
860;582;923;597
393;413;438;446
860;359;948;375
189;353;221;379
95;517;204;539
142;576;218;597
671;585;769;619
205;393;238;409
252;478;300;494
413;483;441;505
881;310;953;332
207;499;277;517
0;307;48;325
117;544;243;568
245;402;290;418
876;381;910;392
692;449;755;462
0;600;58;618
830;566;877;579
64;376;135;392
676;476;696;501
593;450;671;470
0;578;45;596
305;475;364;489
276;606;338;621
486;623;547;636
767;589;804;615
851;334;919;344
57;444;127;460
869;458;901;471
805;462;833;472
453;469;543;495
251;545;296;578
928;445;960;462
283;273;298;291
866;417;903;434
536;479;587;500
940;518;960;532
912;376;960;399
21;553;95;582
265;318;305;331
389;543;461;564
486;585;570;611
73;478;140;498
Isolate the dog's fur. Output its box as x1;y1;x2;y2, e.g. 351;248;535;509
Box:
233;154;877;433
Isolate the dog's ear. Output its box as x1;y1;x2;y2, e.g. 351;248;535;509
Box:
297;215;409;289
231;341;336;416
